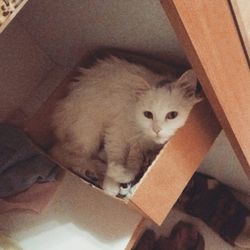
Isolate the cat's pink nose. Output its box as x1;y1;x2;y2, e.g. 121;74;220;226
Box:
153;127;161;135
153;124;161;135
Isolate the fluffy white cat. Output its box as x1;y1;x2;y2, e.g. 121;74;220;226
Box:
51;56;201;196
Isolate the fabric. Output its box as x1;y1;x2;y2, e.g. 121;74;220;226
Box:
132;230;156;250
0;231;23;250
133;221;204;250
0;182;59;214
0;123;61;198
177;173;250;246
0;124;63;249
155;221;205;250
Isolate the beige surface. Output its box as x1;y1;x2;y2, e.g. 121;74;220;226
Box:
16;0;186;68
0;21;54;121
199;131;250;195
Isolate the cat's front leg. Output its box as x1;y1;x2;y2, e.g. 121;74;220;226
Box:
116;143;143;197
103;134;137;196
107;144;143;197
106;161;137;184
50;142;106;184
126;142;143;175
102;176;121;197
103;163;137;197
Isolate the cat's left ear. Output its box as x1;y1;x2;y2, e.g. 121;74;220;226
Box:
135;77;151;99
176;69;197;98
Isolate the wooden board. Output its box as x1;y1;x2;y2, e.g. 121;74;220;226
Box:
161;0;250;176
130;100;221;225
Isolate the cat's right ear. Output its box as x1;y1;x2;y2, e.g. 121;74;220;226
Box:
175;69;198;98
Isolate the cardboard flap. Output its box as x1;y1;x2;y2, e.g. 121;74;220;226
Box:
129;100;221;225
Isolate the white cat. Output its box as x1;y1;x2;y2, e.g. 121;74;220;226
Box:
51;56;201;196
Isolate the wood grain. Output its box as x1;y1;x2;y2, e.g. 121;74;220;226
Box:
130;101;221;225
161;0;250;176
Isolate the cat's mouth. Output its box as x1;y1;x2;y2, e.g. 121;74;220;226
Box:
154;135;166;145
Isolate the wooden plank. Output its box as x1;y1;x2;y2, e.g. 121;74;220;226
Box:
161;0;250;176
130;101;221;225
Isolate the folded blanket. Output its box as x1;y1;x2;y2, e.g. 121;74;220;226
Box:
0;231;22;250
0;123;61;198
177;173;250;247
0;181;59;214
133;221;204;250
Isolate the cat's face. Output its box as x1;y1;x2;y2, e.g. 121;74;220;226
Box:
135;70;201;144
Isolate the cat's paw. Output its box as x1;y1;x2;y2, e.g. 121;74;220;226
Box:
107;162;136;183
102;177;120;197
120;183;138;198
119;183;132;197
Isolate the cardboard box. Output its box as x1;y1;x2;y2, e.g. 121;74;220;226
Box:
23;50;221;225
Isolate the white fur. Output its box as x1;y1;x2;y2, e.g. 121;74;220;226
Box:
51;57;200;196
135;82;199;144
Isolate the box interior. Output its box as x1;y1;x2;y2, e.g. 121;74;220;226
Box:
0;171;144;250
22;47;222;226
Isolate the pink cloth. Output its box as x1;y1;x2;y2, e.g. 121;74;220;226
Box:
0;181;59;214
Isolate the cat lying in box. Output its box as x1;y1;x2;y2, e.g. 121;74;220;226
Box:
51;56;201;197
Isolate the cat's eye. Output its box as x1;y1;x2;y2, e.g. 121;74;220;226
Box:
144;111;153;119
166;111;178;120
